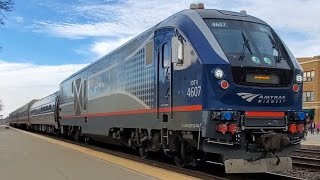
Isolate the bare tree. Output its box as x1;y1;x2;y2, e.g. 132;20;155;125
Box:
0;0;14;25
0;0;14;51
0;1;12;110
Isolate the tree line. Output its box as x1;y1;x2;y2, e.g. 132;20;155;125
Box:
0;0;14;112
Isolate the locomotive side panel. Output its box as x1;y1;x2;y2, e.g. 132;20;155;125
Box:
59;28;160;137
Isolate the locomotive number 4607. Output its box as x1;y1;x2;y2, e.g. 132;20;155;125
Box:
187;80;201;97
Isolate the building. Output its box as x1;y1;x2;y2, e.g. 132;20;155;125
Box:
298;55;320;123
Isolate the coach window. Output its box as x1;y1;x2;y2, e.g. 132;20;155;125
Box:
163;43;170;68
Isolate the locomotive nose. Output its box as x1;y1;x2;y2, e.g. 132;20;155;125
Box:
256;133;290;150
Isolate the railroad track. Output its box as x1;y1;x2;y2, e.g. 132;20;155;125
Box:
293;148;320;170
13;127;301;180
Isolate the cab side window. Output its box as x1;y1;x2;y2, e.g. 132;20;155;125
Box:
162;43;171;68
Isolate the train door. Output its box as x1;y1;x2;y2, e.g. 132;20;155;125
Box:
72;76;88;138
73;76;88;117
54;94;60;130
81;76;88;130
73;78;83;117
155;28;174;123
155;28;178;149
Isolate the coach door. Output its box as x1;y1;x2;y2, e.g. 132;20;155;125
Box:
73;76;88;117
155;29;174;123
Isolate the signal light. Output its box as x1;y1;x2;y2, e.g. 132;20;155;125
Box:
288;124;297;134
296;74;303;83
228;124;237;134
217;124;228;134
292;84;299;92
220;80;229;89
297;124;305;133
214;68;224;79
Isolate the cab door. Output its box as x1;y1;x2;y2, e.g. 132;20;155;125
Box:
155;28;174;122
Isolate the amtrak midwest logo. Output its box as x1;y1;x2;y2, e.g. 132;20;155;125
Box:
237;92;286;104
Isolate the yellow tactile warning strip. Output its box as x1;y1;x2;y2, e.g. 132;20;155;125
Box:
13;127;199;180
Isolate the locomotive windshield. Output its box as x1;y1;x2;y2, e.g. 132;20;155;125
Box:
204;19;291;69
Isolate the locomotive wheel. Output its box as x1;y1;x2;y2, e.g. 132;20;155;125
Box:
174;156;187;168
139;148;149;159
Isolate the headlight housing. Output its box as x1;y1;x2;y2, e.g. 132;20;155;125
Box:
214;68;224;79
296;74;302;83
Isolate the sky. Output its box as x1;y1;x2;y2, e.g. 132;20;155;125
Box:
0;0;320;117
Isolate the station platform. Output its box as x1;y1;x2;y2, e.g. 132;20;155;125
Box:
0;126;196;180
302;132;320;146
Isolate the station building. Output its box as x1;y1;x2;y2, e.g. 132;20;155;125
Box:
298;55;320;123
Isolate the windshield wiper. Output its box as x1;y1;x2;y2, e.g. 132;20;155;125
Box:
268;34;283;63
238;31;253;61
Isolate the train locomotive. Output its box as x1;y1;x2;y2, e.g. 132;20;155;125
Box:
8;3;306;173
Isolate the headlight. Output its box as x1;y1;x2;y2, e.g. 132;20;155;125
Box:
214;68;224;79
296;74;302;83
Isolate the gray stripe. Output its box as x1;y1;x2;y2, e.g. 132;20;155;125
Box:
182;10;228;63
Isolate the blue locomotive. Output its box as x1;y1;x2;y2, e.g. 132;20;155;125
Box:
8;3;306;173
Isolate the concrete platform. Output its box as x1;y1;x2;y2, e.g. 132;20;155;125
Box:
302;132;320;146
0;126;196;180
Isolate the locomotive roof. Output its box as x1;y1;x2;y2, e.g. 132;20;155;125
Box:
195;9;267;24
60;8;268;84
